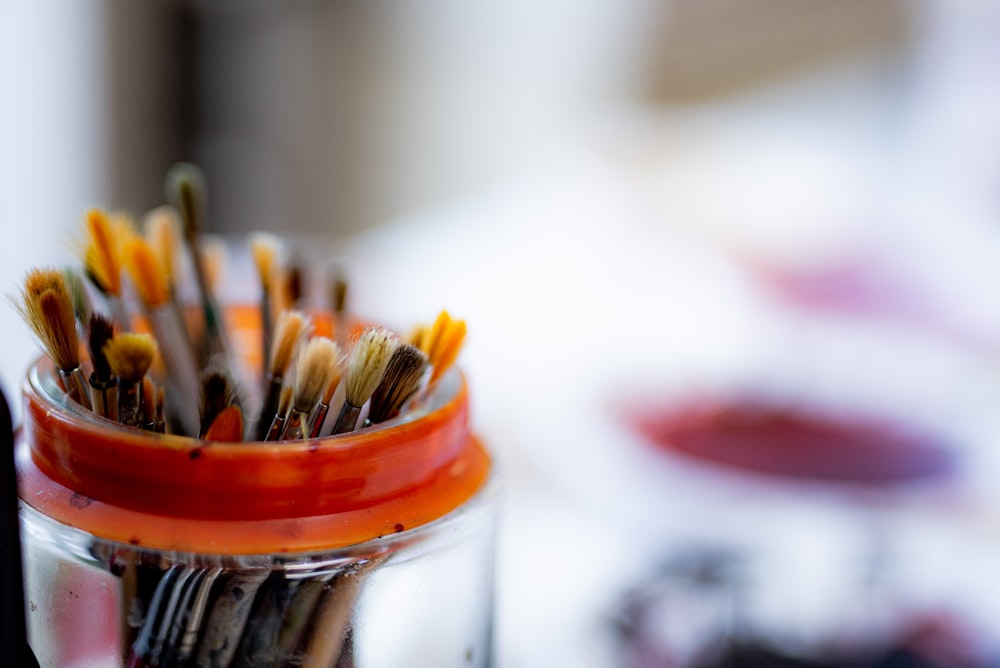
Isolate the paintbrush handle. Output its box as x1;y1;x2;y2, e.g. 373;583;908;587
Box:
261;289;272;378
148;307;201;437
309;401;331;439
58;367;92;411
255;375;283;441
195;569;270;666
331;402;362;435
118;380;143;429
265;411;288;442
280;411;308;441
89;374;118;421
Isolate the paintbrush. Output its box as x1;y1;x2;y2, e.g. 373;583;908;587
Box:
165;163;230;373
81;208;130;329
15;269;92;410
153;387;166;434
255;310;306;440
104;332;157;429
303;552;390;668
144;205;197;361
143;206;182;301
87;314;118;421
123;234;201;436
329;263;350;349
141;377;156;432
331;327;398;435
250;232;281;371
204;405;243;442
199;370;238;439
276;252;304;314
281;337;340;440
417;310;467;386
367;343;429;425
63;266;92;341
309;360;343;439
192;565;271;666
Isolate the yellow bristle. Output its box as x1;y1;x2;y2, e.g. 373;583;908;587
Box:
104;332;158;383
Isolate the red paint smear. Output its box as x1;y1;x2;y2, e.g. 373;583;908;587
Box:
631;401;955;484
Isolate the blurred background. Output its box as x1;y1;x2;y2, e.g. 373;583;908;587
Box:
6;0;1000;666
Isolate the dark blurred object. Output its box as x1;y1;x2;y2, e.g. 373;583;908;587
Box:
0;388;39;667
613;551;992;668
640;0;911;102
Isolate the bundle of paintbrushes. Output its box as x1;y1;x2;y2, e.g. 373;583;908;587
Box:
13;163;470;666
15;163;466;444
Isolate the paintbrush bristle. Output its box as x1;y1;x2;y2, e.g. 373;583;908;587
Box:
322;360;343;405
144;206;181;289
368;344;429;424
166;163;206;239
272;255;304;314
200;235;226;296
15;269;80;371
293;337;339;413
250;232;281;289
37;288;81;372
87;314;115;380
431;318;466;384
270;310;307;376
23;267;64;298
199;370;236;437
63;267;91;326
344;327;398;408
123;235;169;308
204;405;243;442
104;332;158;383
407;324;427;350
277;384;293;416
417;311;467;384
329;265;348;313
82;209;124;297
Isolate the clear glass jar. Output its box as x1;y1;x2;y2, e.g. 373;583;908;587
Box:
16;313;498;667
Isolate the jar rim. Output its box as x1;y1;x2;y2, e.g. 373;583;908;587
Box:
18;353;491;554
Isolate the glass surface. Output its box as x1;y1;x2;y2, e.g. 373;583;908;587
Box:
20;471;498;667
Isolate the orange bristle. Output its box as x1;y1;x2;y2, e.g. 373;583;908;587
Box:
204;405;244;442
430;318;466;384
144;206;181;290
83;209;124;296
123;235;169;308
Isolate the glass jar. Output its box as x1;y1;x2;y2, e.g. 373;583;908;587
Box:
15;315;498;667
